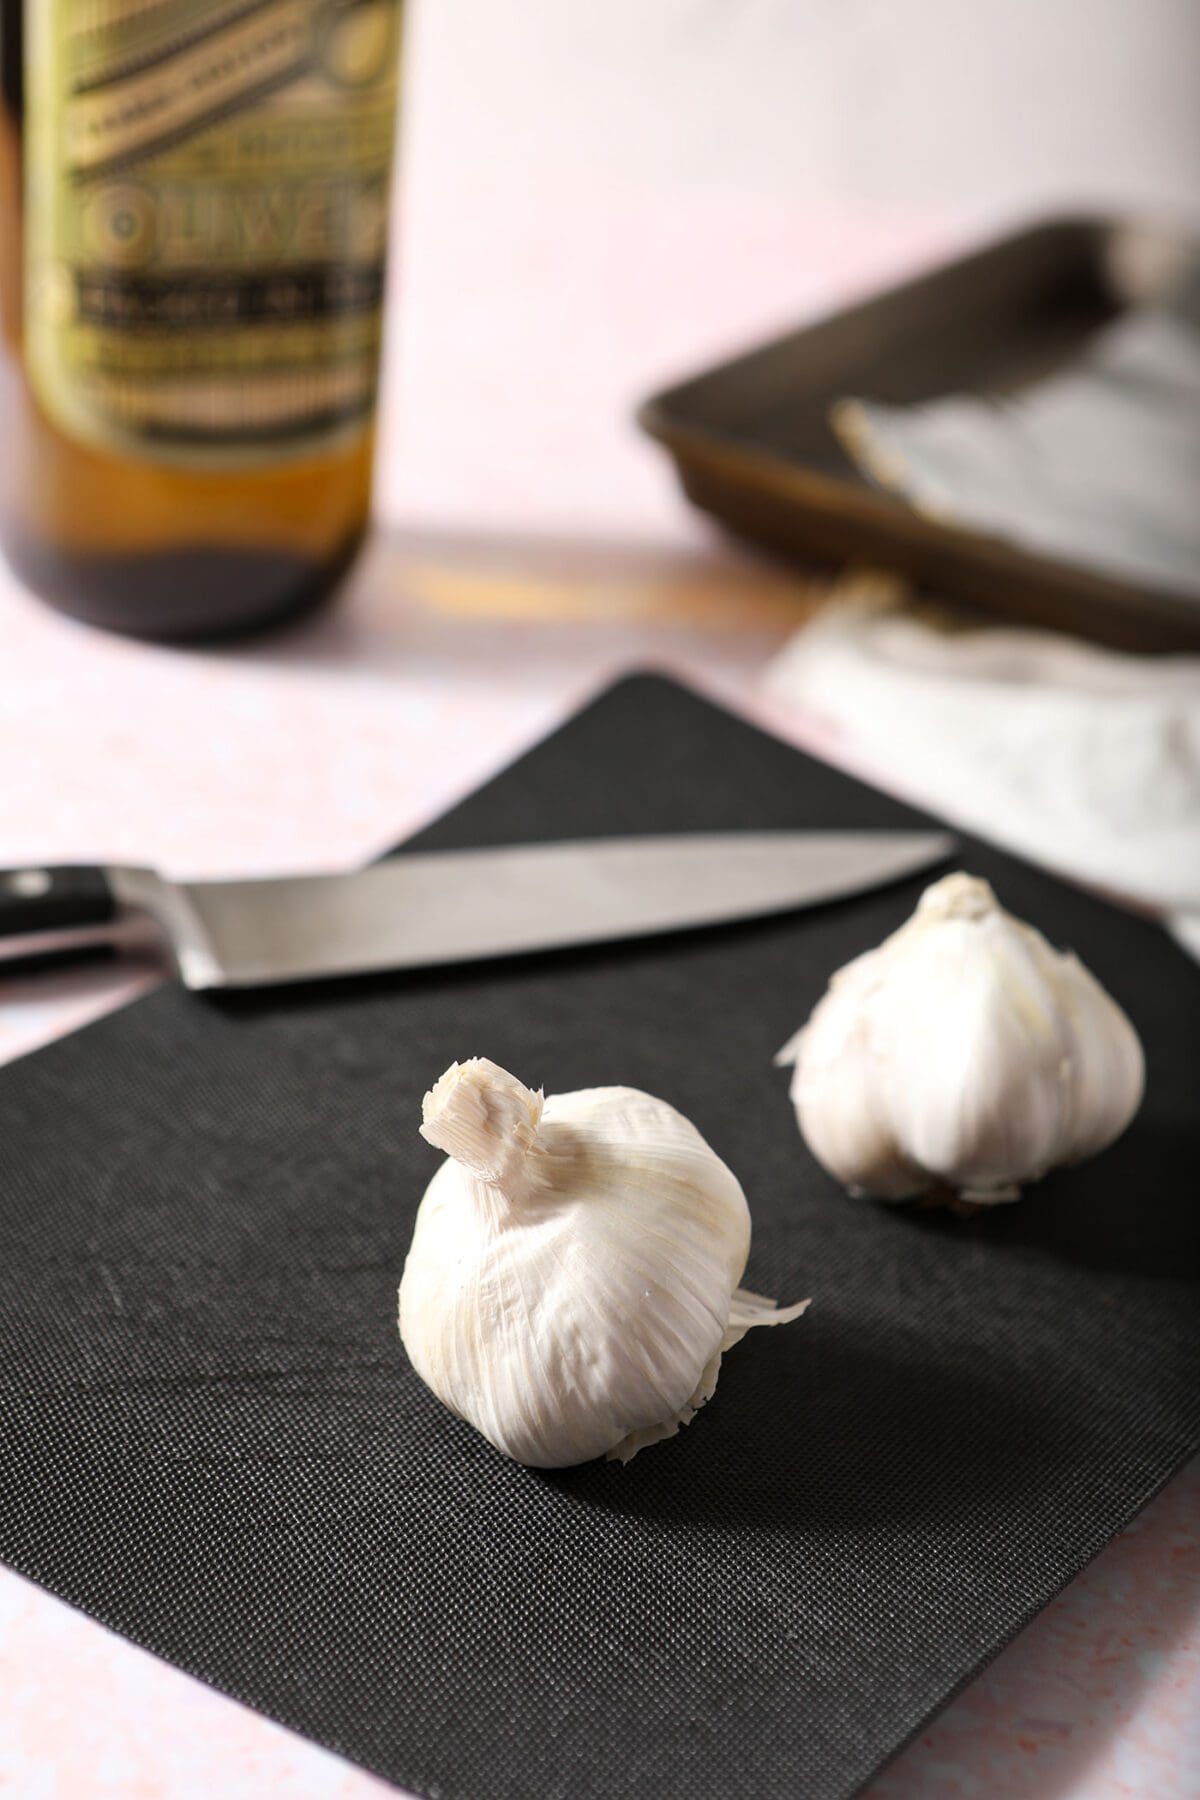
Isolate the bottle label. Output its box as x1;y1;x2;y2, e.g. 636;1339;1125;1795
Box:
25;0;401;467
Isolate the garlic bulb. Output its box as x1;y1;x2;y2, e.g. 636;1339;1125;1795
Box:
777;873;1144;1206
398;1058;807;1467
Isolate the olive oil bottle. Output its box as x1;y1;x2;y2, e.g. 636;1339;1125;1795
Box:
0;0;401;639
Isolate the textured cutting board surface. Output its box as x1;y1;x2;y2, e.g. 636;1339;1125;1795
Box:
1;675;1196;1800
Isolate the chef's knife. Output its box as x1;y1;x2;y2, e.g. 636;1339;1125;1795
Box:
0;833;953;991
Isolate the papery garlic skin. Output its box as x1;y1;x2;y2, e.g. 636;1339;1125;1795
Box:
399;1059;807;1468
777;873;1144;1205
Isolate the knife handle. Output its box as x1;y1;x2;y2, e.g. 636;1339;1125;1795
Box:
0;866;117;965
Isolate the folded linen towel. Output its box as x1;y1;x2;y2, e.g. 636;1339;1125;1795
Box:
765;582;1200;958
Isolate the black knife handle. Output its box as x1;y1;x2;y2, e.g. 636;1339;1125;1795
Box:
0;866;116;942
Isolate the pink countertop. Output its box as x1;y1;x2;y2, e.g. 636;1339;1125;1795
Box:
1;190;1197;1795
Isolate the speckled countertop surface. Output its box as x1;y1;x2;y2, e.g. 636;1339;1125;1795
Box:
2;191;1197;1795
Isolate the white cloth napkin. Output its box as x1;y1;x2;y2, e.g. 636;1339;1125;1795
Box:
764;584;1200;957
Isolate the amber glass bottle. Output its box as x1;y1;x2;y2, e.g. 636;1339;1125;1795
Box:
0;1;401;640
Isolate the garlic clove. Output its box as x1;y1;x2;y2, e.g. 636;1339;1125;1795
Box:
778;873;1144;1206
400;1058;807;1467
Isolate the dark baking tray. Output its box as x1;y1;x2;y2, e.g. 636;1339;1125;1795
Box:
639;216;1200;651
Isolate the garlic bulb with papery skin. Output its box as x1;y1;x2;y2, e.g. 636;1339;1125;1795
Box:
777;873;1144;1206
398;1058;807;1467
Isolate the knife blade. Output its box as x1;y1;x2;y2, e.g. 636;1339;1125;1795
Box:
0;832;953;991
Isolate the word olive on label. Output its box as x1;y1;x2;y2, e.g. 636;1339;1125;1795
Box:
26;0;402;466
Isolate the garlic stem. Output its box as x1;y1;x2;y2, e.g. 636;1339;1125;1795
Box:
420;1058;545;1190
915;870;994;924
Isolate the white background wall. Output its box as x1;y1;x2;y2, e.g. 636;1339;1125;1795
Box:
407;0;1200;218
385;0;1200;540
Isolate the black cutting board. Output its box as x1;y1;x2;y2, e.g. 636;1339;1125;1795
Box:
1;674;1197;1800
